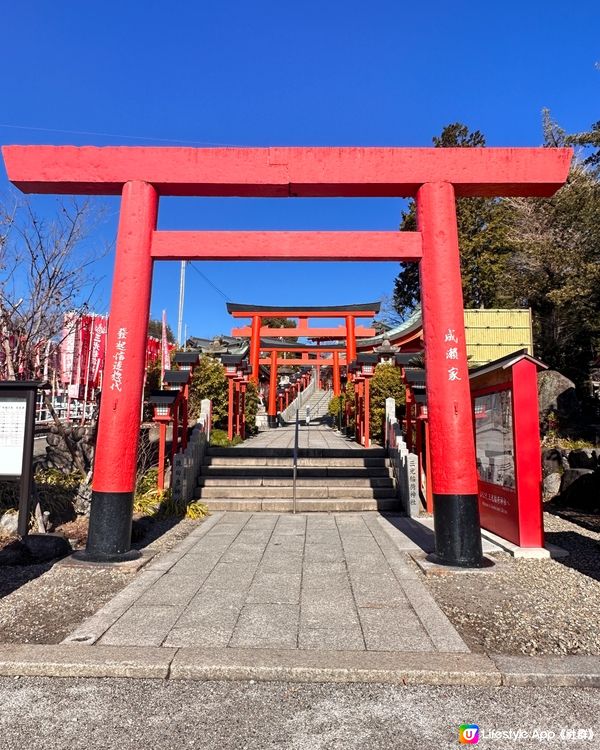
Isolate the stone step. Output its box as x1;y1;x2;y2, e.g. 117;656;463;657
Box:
197;476;395;488
195;486;397;500
206;447;387;459
200;466;393;478
200;498;400;512
203;456;388;468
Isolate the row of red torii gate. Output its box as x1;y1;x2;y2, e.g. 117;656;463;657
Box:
1;143;572;568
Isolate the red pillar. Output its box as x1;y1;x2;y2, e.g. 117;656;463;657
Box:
364;377;371;448
250;315;261;384
267;350;278;427
227;378;235;440
170;401;179;470
417;181;482;567
84;180;157;561
240;382;247;440
512;360;544;547
346;316;357;364
405;386;414;452
234;380;241;437
332;351;341;396
157;422;167;491
423;414;434;514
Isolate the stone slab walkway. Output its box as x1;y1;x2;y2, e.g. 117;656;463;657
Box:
64;511;468;654
239;424;366;451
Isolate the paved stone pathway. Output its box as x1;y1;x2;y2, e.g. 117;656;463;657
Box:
239;423;365;450
65;512;468;653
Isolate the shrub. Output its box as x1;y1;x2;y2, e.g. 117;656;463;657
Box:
188;356;228;428
210;429;242;447
185;500;210;520
369;364;406;443
244;380;259;437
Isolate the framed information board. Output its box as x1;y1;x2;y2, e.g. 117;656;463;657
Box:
0;382;43;536
0;396;28;476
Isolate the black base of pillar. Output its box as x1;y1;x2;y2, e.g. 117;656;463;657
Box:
431;493;484;568
267;415;278;428
75;490;140;563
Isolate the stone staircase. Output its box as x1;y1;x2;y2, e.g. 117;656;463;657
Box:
297;388;331;423
195;445;399;512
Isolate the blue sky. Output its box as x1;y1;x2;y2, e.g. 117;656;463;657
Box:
1;1;598;339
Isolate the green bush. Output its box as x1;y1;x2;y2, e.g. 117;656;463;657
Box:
369;364;405;443
188;355;228;428
244;380;259;437
210;428;243;447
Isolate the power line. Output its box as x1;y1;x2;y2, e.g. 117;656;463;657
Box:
188;262;231;301
0;122;243;147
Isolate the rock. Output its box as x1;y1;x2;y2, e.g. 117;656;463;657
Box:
0;540;31;566
542;449;565;474
73;482;92;515
21;533;72;561
46;433;62;448
568;449;598;470
543;472;562;500
557;469;600;512
0;511;19;535
538;370;581;428
560;468;594;493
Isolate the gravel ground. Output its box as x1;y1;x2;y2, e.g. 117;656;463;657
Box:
0;677;598;750
426;511;600;656
0;518;202;644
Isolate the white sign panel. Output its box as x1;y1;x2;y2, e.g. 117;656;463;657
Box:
0;398;27;476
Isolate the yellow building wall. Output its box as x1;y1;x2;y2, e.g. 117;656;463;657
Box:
464;308;533;366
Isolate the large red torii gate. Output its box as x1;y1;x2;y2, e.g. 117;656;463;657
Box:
2;145;571;568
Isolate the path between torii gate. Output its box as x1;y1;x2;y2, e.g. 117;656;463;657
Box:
60;424;493;670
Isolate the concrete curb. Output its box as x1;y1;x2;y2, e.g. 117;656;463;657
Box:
0;645;598;687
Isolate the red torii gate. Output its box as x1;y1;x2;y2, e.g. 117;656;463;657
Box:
227;302;379;388
2;145;571;567
256;340;347;426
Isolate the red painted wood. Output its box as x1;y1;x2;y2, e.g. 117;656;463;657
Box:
157;423;166;491
346;316;357;364
511;360;544;547
92;181;157;494
151;230;422;262
423;418;434;513
227;378;234;441
333;351;341;396
478;481;520;545
4;146;572;198
268;351;278;418
250;315;261;383
364;378;371;448
418;182;478;496
231;309;377;319
232;325;376;337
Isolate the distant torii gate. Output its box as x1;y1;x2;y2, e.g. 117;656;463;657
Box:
256;340;347;426
227;302;379;390
2;144;571;567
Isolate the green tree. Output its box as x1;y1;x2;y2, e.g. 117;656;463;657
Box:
393;123;515;319
369;364;405;443
148;318;176;343
502;163;600;383
262;317;297;329
188;356;228;428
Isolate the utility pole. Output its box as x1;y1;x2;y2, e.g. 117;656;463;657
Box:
177;261;186;347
